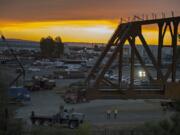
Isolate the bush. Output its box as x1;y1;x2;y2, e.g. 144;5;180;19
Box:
139;113;180;135
6;119;23;135
76;122;91;135
30;126;77;135
174;100;180;112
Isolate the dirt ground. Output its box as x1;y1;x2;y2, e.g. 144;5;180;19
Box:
15;89;174;128
0;65;175;128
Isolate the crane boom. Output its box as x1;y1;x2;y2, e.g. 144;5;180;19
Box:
1;35;25;86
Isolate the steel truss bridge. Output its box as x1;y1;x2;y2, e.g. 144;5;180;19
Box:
85;16;180;99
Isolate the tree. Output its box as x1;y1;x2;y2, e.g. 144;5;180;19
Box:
40;36;55;57
55;36;64;58
40;36;64;58
94;44;100;51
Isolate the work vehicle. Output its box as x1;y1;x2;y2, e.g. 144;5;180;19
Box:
24;76;56;91
63;82;87;104
30;109;85;129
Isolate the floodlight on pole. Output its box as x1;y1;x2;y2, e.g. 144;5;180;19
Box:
138;70;146;78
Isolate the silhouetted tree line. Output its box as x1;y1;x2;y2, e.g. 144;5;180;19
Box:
40;36;64;58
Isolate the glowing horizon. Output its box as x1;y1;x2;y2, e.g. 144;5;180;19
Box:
0;20;177;45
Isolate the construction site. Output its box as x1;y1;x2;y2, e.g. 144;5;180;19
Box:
0;9;180;135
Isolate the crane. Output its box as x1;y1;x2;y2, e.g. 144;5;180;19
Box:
1;34;25;87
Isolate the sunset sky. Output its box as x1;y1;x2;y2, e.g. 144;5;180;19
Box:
0;0;180;44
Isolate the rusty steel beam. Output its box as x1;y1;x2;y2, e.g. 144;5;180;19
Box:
157;23;164;80
94;40;126;87
158;21;179;82
171;21;178;82
138;33;165;82
162;23;168;38
86;24;127;82
94;24;132;87
128;38;153;81
164;64;172;82
88;40;124;87
130;37;135;87
168;22;174;37
162;21;179;82
118;43;124;86
157;22;172;82
129;16;180;26
86;16;179;95
91;73;112;86
103;77;116;86
162;45;173;48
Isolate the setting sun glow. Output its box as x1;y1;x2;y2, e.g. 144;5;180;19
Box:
0;20;176;44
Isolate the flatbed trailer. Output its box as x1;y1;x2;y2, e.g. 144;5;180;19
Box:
30;111;85;129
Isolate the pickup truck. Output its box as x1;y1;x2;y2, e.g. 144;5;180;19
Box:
30;110;85;129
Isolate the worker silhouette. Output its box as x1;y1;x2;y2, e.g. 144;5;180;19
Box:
114;109;118;119
106;109;111;119
30;111;35;124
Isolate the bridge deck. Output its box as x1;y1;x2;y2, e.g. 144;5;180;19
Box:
124;16;180;25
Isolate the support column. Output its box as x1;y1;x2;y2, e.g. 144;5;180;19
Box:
118;44;123;87
130;37;135;88
157;23;164;80
94;24;132;87
138;33;165;82
128;37;153;81
172;21;178;82
86;24;125;83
